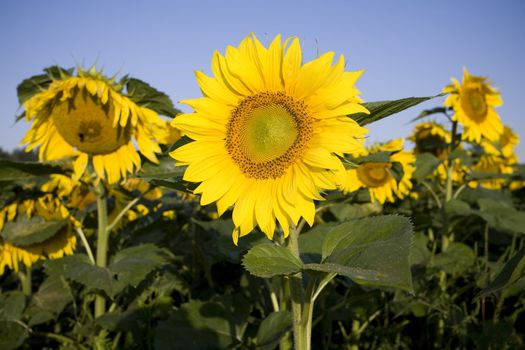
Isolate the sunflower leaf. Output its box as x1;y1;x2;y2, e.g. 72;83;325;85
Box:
475;198;525;235
0;160;66;182
1;217;68;247
304;215;413;291
25;275;73;326
478;247;525;297
243;244;304;278
256;311;293;350
410;107;449;123
126;78;181;118
16;66;73;106
413;153;441;181
351;95;442;126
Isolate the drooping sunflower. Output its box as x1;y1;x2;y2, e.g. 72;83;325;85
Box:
344;138;415;204
20;66;172;184
170;34;368;242
409;121;451;159
443;68;503;143
0;191;76;274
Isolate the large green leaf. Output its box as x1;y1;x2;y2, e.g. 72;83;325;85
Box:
479;247;525;297
413;153;441;181
45;245;170;298
25;275;73;326
1;217;68;246
154;294;251;350
350;95;441;126
0;160;65;182
0;291;26;321
311;215;414;291
0;321;28;350
433;242;475;274
243;244;304;278
256;311;293;350
16;66;73;105
126;78;181;118
476;198;525;234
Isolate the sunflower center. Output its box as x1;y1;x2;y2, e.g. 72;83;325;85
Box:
461;88;487;123
416;135;448;159
226;92;313;179
52;89;130;154
357;162;392;187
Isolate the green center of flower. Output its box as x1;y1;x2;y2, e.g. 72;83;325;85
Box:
226;92;313;179
461;88;487;123
52;89;130;154
357;162;392;187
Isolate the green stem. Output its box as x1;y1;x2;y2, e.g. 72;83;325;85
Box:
94;181;109;319
286;223;309;350
33;332;88;350
19;267;32;296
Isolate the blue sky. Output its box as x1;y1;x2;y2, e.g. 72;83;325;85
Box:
1;0;524;158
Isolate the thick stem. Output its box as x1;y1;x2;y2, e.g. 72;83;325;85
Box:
94;181;109;318
286;224;309;350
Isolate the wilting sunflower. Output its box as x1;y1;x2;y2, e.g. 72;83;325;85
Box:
0;193;76;274
409;121;451;159
170;34;368;242
443;68;503;143
20;66;170;184
344;139;415;204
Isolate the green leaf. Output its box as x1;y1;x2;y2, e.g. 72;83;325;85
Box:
433;242;475;274
479;247;525;297
138;155;185;180
256;311;293;350
109;243;170;290
126;78;180;118
154;294;250;350
409;232;431;266
16;65;73;105
0;160;66;182
0;292;26;321
329;202;382;222
243;244;304;278
0;321;28;350
410;107;449;122
413;153;441;181
350;151;393;165
25;275;73;326
476;198;525;234
1;217;68;246
445;199;474;217
350;95;441;126
315;215;414;291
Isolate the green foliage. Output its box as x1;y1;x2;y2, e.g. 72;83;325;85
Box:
126;78;181;118
1;217;68;246
413;153;441;181
0;159;65;183
243;244;304;278
256;311;293;350
350;95;441;126
480;247;525;297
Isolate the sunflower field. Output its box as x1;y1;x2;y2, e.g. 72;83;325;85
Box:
1;34;524;350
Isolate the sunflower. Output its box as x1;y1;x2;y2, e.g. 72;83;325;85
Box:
344;138;415;204
409;121;451;159
170;34;368;242
0;192;76;274
20;66;170;184
468;154;513;190
443;68;503;143
480;125;519;166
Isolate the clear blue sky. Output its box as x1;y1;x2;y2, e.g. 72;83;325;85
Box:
1;0;524;158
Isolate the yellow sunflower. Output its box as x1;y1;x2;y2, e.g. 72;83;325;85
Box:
0;193;76;274
20;66;170;184
468;154;513;190
170;34;368;242
443;68;503;143
344;138;415;204
480;125;519;166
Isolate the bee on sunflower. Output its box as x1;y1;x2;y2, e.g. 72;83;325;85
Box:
344;138;415;204
170;34;368;243
19;65;180;184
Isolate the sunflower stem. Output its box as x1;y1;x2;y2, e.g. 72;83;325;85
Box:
94;181;109;319
286;223;309;350
19;267;32;296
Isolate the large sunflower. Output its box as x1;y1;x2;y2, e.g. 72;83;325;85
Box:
409;121;451;159
344;139;415;204
170;34;368;242
20;67;171;184
443;68;503;143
